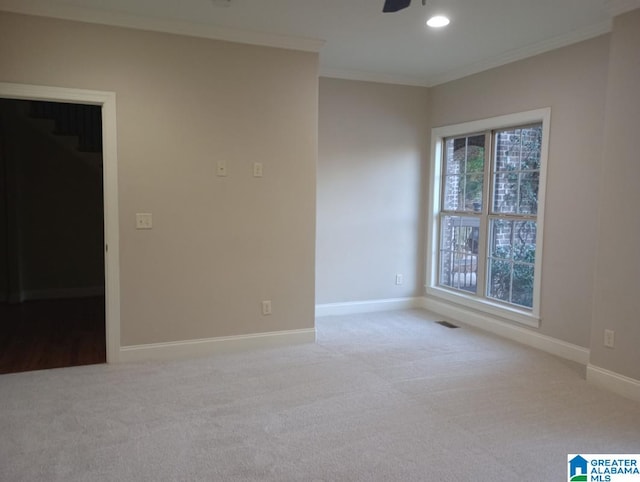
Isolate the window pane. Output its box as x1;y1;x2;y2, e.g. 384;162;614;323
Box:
439;215;479;294
440;215;459;253
444;135;485;212
495;129;522;171
439;250;453;288
490;219;513;258
488;258;511;302
519;172;539;215
493;125;542;216
488;219;536;307
456;263;477;293
520;127;542;170
493;172;518;214
512;263;534;308
512;221;536;263
466;135;485;173
443;175;464;211
465;174;483;212
445;138;460;175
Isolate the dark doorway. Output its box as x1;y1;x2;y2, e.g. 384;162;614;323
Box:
0;99;106;373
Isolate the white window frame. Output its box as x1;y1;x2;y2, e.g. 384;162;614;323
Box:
426;108;550;328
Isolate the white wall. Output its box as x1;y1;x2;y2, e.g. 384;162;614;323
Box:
317;78;429;304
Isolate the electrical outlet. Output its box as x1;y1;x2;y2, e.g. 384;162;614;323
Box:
253;162;263;177
262;300;272;316
395;274;403;285
604;329;615;348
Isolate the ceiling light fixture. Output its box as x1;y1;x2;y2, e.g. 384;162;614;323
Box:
427;15;450;28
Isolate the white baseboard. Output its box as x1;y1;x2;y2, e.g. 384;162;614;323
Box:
118;328;316;363
420;296;590;365
586;364;640;402
315;297;423;317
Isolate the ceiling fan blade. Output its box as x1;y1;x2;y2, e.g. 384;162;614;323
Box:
383;0;412;13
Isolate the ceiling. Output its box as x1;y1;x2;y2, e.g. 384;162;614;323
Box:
0;0;637;86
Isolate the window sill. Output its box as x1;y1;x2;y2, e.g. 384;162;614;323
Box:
425;285;540;328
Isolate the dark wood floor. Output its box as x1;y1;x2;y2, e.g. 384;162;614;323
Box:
0;296;105;374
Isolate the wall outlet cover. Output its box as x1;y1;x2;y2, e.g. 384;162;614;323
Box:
136;213;153;229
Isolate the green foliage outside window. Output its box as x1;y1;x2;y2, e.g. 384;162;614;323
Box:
489;244;535;308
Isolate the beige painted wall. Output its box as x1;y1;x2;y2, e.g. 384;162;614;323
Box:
590;9;640;380
0;12;318;345
429;35;611;348
317;78;429;304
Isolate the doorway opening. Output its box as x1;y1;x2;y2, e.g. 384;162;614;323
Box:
0;99;105;373
0;82;120;372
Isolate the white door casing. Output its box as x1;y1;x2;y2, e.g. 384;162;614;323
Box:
0;82;121;363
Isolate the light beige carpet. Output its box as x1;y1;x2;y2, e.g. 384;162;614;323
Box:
1;309;639;481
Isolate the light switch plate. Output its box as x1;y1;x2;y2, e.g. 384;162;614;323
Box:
136;213;152;229
216;160;227;177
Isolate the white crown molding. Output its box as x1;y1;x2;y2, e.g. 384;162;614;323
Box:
605;0;640;16
319;68;429;88
426;19;612;87
0;0;325;53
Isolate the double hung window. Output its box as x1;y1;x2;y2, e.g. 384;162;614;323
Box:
428;109;550;326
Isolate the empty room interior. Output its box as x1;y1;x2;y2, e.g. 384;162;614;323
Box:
1;0;639;480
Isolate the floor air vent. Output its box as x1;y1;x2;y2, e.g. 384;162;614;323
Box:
435;321;459;329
